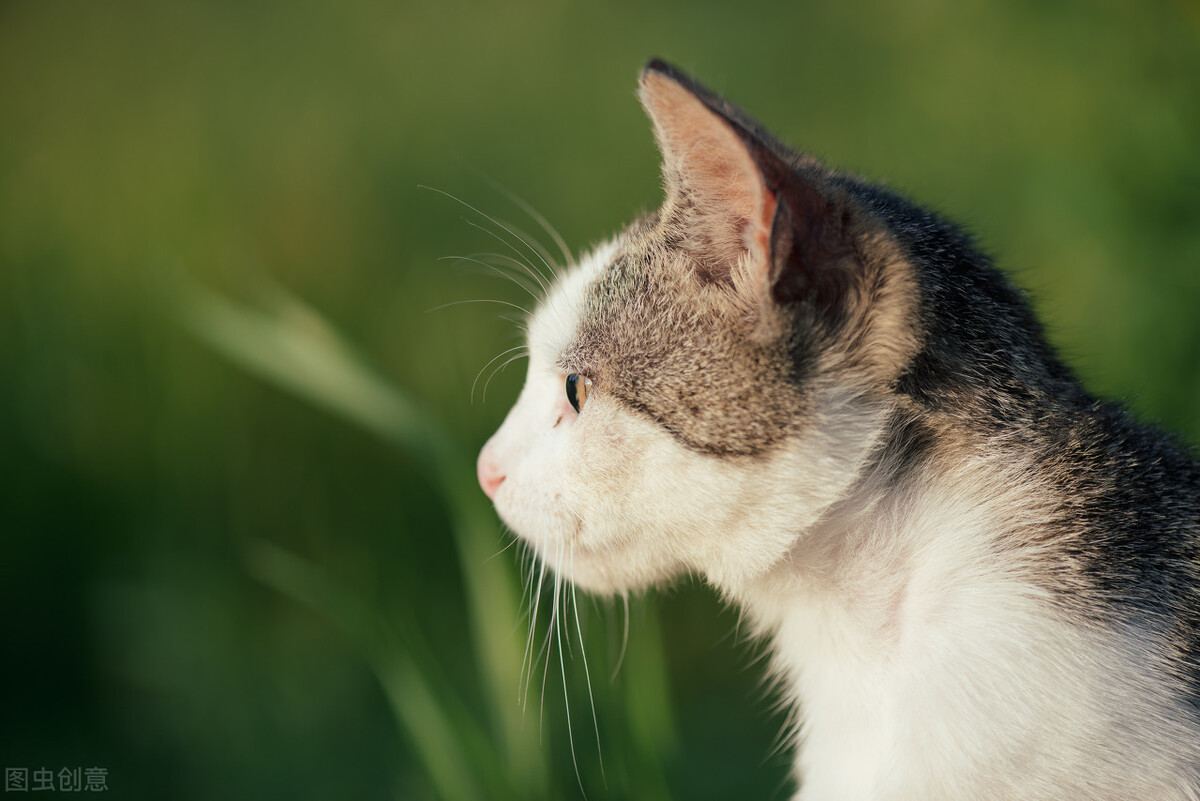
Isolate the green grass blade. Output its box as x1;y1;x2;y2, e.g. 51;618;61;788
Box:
173;275;548;793
243;539;493;801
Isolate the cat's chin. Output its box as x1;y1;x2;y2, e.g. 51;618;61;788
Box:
523;536;682;597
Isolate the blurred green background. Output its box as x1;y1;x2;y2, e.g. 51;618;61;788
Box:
2;0;1198;798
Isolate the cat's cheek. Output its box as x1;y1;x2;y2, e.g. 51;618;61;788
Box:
541;411;687;593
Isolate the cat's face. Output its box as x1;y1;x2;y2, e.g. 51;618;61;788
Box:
478;62;918;597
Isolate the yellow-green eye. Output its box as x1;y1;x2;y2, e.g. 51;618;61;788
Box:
566;373;592;413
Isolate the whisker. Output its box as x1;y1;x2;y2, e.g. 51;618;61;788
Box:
426;298;531;316
571;546;606;782
498;217;564;276
560;572;575;659
520;551;538;705
611;592;630;682
510;546;538;640
463;218;555;290
419;185;558;288
481;351;529;403
438;255;542;300
523;554;551;714
483;178;574;269
539;561;558;739
472;344;528;403
555;544;587;796
499;314;531;338
468;251;551;296
484;532;522;563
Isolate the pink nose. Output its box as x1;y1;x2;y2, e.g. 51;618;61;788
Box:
477;448;506;501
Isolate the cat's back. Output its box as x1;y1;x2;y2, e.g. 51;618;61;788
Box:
842;168;1200;725
1062;401;1200;709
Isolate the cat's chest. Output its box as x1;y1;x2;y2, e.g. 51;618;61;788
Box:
765;598;906;800
743;533;1038;800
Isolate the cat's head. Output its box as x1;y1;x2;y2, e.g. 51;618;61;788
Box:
477;61;924;596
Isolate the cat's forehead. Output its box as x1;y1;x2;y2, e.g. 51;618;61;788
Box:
528;237;622;365
530;226;697;377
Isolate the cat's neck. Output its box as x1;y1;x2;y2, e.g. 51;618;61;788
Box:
734;431;1058;663
724;449;1032;795
723;440;1197;799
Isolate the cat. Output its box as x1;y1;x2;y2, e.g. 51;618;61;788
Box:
476;59;1200;800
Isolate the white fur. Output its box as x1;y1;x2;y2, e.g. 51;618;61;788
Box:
479;252;1200;800
747;457;1200;800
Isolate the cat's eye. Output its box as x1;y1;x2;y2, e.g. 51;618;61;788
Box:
566;373;592;414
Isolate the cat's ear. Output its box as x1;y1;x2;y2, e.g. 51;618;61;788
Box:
639;60;853;310
638;62;775;283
